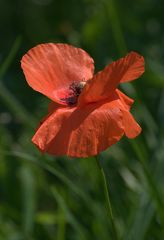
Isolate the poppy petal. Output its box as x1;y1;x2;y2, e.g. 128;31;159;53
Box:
32;99;124;157
35;101;61;132
116;89;134;110
48;101;62;114
21;43;94;104
122;110;142;138
78;52;144;106
115;92;141;138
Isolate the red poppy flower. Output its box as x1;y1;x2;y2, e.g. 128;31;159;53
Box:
21;43;144;157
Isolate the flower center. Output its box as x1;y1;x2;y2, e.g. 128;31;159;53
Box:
60;81;86;106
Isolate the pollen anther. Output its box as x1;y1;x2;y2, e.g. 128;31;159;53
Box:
60;81;86;106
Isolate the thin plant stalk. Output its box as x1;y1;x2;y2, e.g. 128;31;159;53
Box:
95;156;119;240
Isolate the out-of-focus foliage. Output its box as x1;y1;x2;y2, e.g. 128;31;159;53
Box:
0;0;164;239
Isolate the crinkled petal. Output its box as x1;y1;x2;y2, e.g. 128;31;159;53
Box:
115;91;141;138
21;43;94;104
78;52;144;106
122;110;142;138
48;101;62;114
116;89;134;110
32;98;124;157
35;102;61;131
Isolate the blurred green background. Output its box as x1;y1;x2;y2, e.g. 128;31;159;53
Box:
0;0;164;239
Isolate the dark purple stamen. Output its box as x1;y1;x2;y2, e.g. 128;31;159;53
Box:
60;81;86;106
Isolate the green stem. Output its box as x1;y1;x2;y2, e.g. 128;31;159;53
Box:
95;156;119;240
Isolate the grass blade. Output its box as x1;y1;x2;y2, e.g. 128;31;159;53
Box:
19;165;36;238
0;36;22;79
